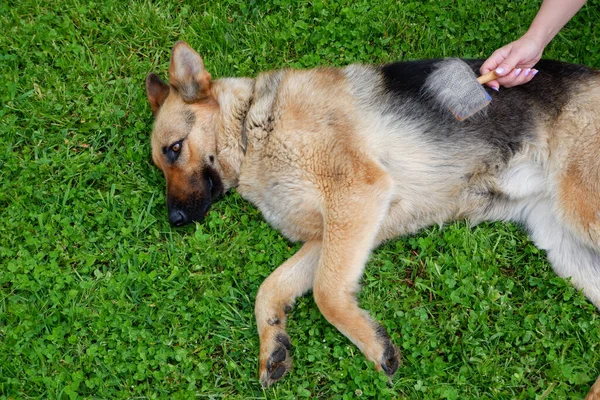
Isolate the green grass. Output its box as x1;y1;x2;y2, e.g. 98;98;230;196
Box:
1;0;599;398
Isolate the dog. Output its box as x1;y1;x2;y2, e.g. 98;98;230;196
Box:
145;41;600;390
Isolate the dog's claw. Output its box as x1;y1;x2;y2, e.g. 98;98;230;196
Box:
260;333;292;387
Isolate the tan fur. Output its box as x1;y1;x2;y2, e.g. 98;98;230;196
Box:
587;374;600;400
561;162;600;243
545;81;600;249
146;42;600;389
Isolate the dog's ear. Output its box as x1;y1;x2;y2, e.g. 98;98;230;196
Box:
146;73;170;115
169;41;212;103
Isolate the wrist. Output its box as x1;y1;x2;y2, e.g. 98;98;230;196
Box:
522;27;552;49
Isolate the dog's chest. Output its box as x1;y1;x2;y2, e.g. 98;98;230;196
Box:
237;151;324;242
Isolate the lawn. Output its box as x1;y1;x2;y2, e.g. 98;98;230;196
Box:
1;0;599;398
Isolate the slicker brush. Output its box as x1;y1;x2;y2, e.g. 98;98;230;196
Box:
425;58;498;121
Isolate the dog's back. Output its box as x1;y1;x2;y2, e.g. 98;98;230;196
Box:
342;59;600;303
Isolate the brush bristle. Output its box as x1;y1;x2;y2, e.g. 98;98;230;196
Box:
425;58;492;121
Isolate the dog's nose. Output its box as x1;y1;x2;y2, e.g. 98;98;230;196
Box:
169;209;188;226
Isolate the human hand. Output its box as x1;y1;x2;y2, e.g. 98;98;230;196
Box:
480;35;545;89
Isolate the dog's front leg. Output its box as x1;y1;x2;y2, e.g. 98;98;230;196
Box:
256;241;321;387
313;170;400;378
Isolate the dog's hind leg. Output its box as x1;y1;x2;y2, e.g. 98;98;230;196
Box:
547;104;600;307
256;241;321;387
312;167;401;377
521;198;600;309
586;373;600;400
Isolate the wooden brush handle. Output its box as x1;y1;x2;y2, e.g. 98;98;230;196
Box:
477;70;499;85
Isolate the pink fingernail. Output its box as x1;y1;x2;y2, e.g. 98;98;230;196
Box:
515;68;522;77
490;85;499;92
532;69;539;76
524;68;531;77
495;67;505;75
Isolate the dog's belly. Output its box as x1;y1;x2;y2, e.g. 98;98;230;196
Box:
377;194;459;242
367;134;484;242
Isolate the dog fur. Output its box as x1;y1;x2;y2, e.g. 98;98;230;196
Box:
146;41;600;389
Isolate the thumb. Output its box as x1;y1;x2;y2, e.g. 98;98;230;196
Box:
495;51;523;76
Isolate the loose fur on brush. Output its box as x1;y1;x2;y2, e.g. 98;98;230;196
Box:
146;41;600;391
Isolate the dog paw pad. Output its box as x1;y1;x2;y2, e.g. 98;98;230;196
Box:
260;333;293;387
269;364;287;380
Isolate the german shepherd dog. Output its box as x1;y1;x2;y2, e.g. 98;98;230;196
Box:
146;41;600;390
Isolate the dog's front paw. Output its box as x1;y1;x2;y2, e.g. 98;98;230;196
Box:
375;324;401;377
259;333;292;387
380;342;401;376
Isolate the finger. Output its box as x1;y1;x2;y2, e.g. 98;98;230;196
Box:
497;68;528;87
484;79;500;91
480;46;511;75
506;68;538;87
495;49;528;78
480;58;499;75
521;68;537;83
484;68;538;90
495;69;522;87
503;68;527;88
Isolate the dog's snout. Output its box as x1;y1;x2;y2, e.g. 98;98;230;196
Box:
169;209;189;226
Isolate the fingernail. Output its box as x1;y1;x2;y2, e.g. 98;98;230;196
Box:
532;69;539;76
495;67;505;75
490;85;499;91
524;68;531;77
515;68;522;77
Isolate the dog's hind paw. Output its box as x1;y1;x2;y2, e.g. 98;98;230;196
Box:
260;333;292;387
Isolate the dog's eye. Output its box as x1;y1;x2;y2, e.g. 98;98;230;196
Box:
163;140;184;163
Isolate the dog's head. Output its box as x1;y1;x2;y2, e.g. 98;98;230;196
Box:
146;42;224;226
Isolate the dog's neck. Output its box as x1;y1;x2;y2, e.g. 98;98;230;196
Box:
212;77;256;189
